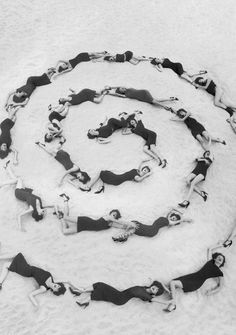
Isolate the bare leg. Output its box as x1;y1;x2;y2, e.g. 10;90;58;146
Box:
143;145;161;163
93;92;107;104
169;280;183;305
214;88;228;109
0;261;12;286
36;142;58;156
0;179;18;188
185;174;205;202
196;134;210;151
86;172;102;189
180;72;194;83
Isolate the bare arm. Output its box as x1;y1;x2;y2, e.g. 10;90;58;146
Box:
110;218;138;229
122;128;133;135
207;243;224;261
134;171;152;182
28;286;47;307
18;207;33;232
11;148;18;165
58;166;79;186
97;137;111;144
137;159;153;170
205;277;224;296
107;92;127;98
227;118;236;134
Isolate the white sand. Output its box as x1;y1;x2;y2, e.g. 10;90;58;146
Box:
1;0;236;334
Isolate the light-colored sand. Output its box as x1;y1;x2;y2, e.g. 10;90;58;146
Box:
0;0;236;334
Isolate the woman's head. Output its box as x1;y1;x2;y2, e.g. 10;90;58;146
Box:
104;56;115;62
116;87;127;94
58;63;69;73
0;145;10;159
76;171;91;184
32;209;44;222
203;150;214;162
87;129;98;139
51;282;66;296
168;212;181;226
147;281;164;296
109;209;121;220
58;98;67;105
15;90;27;97
212;252;225;268
44;133;53;143
140;166;150;176
177;109;187;119
129;119;137;128
194;77;207;86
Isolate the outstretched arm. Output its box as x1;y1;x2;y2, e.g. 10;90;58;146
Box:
207;243;224;261
205;277;224;296
134;170;152;182
28;286;47;307
18;208;33;232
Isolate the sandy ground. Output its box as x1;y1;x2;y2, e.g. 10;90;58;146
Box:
0;0;236;334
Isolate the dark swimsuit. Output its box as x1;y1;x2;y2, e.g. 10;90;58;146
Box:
91;282;153;305
151;58;184;76
69;52;91;68
184;117;206;139
123;89;154;104
15;188;43;217
77;217;110;232
174;259;223;293
100;169;139;186
9;253;52;289
96;118;127;138
206;80;216;96
132;217;169;237
17;73;51;97
105;51;133;63
131;121;157;148
54;150;80;177
49;111;66;123
69;89;96;105
191;158;212;180
0;118;15;150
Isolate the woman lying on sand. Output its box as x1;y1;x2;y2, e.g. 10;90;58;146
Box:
79;160;152;193
191;74;236;130
5;68;56;112
164;243;226;312
0;252;66;307
112;207;192;242
35;142;90;187
97;50;149;65
68;280;170;308
55;194;136;235
105;85;177;110
58;88;108;106
44;102;70;143
52;51;107;75
0;164;50;231
0;109;18;162
170;108;226;150
178;151;214;208
123;116;167;167
150;57;206;83
87;115;128;143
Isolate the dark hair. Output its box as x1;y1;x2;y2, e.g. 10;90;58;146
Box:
212;253;226;268
176;108;187;119
78;171;91;184
32;210;44;222
203;150;210;157
146;281;164;296
194;77;207;86
52;282;66;296
141;166;150;173
116;88;126;95
44;134;53;143
0;149;10;159
109;209;121;219
87;131;97;139
58;65;69;73
104;56;113;61
58;99;66;105
169;213;181;224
